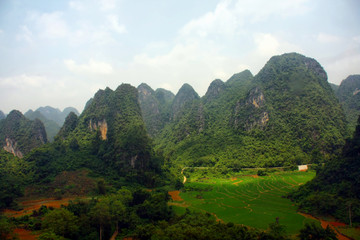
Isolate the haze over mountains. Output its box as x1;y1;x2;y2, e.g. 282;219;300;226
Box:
1;53;359;166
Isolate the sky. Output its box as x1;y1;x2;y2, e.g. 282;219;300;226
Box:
0;0;359;114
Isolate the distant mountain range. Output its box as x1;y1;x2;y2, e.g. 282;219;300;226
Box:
24;106;79;141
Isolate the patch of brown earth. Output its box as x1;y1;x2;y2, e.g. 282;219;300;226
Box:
13;228;39;240
299;213;351;240
4;197;87;218
23;170;96;199
168;191;183;201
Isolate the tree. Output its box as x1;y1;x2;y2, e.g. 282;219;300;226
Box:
298;222;337;240
0;215;14;240
90;200;111;240
42;208;79;238
38;231;66;240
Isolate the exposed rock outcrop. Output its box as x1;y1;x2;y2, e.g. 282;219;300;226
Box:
89;119;108;140
3;138;23;158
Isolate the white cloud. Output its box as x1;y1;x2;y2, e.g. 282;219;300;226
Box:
0;74;47;89
100;0;117;11
317;33;341;43
16;25;34;43
180;1;239;39
64;58;113;75
69;1;85;11
254;33;280;56
107;15;126;34
180;0;311;39
33;11;69;39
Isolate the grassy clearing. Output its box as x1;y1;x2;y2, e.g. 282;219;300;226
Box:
174;171;316;234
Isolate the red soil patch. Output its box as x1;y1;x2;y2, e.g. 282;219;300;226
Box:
299;213;350;240
3;197;85;218
168;191;183;201
250;175;259;178
330;221;347;227
231;177;237;181
13;228;39;240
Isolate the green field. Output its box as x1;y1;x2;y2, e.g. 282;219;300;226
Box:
173;171;316;234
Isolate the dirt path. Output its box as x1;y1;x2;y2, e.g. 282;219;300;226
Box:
299;213;351;240
13;228;39;240
3;197;87;217
110;229;118;240
181;168;187;184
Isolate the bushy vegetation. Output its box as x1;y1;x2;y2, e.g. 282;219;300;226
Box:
289;116;360;224
0;150;32;208
153;53;346;170
1;187;325;240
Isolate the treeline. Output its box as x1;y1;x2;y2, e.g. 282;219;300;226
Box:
1;188;337;240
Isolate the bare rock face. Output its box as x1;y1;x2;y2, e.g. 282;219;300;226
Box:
233;87;269;131
89;119;108;140
3;138;23;158
246;87;265;108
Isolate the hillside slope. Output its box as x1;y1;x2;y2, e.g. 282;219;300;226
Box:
25;110;61;142
26;84;164;187
0;110;47;158
336;75;360;132
152;53;346;168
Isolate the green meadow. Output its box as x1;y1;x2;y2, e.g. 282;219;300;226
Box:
173;171;317;234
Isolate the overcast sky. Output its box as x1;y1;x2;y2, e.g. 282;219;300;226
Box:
0;0;359;114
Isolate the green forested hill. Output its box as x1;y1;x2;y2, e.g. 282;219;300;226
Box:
151;53;347;168
0;110;47;158
336;75;360;132
137;83;174;137
25;110;61;142
25;84;165;187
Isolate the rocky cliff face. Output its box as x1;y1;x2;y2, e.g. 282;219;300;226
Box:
233;87;269;131
0;110;47;157
89;119;108;140
3;138;23;158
